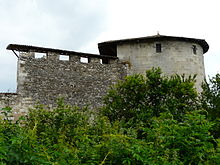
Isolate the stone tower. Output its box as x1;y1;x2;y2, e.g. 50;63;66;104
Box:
98;35;209;91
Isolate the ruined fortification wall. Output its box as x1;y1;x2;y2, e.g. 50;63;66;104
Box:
16;52;127;109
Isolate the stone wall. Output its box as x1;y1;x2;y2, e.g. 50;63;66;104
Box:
16;52;127;109
0;93;18;108
0;93;35;120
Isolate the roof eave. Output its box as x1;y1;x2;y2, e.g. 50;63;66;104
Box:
7;44;118;59
98;35;209;54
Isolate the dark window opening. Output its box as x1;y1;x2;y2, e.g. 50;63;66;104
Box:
156;43;161;53
102;58;109;64
192;45;197;55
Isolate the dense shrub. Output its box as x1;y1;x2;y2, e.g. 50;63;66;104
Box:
103;68;199;126
142;111;218;164
0;68;219;164
201;73;220;138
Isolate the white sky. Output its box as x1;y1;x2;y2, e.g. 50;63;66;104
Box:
0;0;219;91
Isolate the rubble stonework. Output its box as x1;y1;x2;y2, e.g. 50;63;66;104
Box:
17;52;127;108
0;35;209;118
0;93;18;109
0;51;127;118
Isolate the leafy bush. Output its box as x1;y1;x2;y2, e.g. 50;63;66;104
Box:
103;68;199;126
142;111;218;164
201;73;220;138
0;68;220;164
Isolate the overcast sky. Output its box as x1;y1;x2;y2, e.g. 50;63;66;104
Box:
0;0;219;92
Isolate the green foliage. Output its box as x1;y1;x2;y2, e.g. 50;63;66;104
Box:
201;73;220;138
0;100;90;164
26;100;91;145
103;68;198;126
0;69;220;164
0;107;42;164
143;111;218;164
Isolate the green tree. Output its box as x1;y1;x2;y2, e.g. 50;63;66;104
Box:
100;68;219;164
201;73;220;138
1;69;219;164
142;111;218;164
103;68;199;126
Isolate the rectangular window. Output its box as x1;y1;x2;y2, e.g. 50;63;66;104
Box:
80;57;89;63
59;55;69;61
35;52;46;59
192;45;197;55
156;43;161;53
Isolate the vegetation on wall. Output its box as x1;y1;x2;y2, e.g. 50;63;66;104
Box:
0;68;220;164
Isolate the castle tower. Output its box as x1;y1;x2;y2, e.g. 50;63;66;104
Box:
98;35;209;91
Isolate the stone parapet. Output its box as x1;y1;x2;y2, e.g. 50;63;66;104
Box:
16;53;127;109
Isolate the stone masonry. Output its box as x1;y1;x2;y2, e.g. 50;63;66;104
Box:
98;35;209;91
17;52;126;108
0;34;209;119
